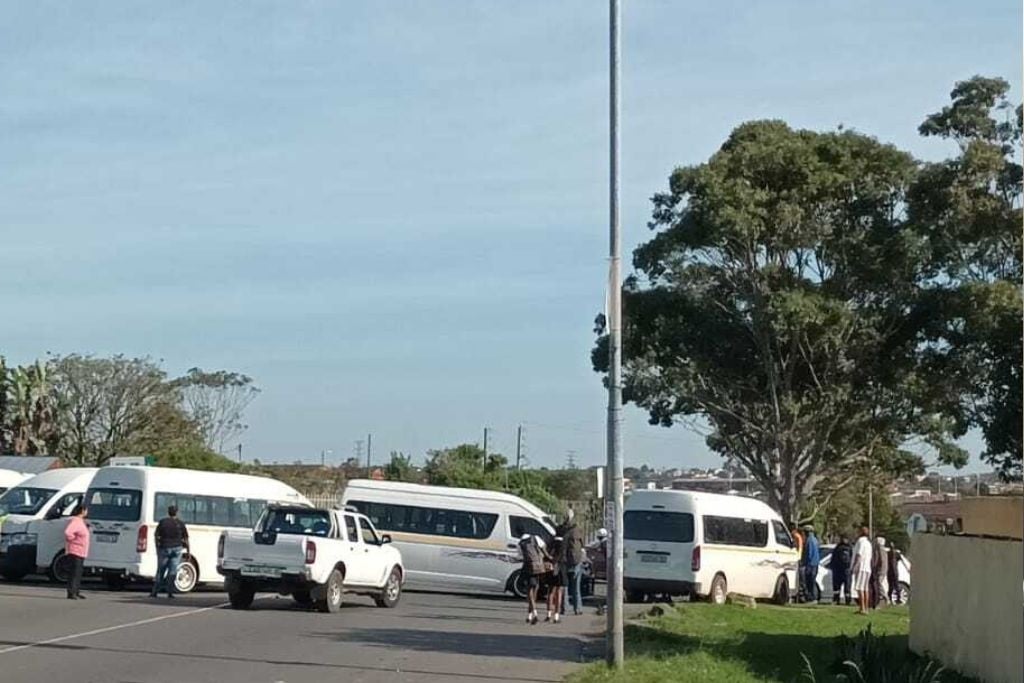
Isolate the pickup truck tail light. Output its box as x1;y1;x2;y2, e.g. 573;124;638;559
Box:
217;533;225;560
305;540;317;565
691;545;701;572
136;525;148;553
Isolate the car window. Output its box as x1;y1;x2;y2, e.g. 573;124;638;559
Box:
509;516;553;544
343;515;358;542
625;511;695;543
359;517;380;545
772;521;795;549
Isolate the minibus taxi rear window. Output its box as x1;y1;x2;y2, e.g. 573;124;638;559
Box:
624;510;695;543
85;488;143;522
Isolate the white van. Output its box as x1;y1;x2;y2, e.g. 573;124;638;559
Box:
84;466;310;592
342;479;555;597
0;469;30;495
0;468;99;582
623;490;798;604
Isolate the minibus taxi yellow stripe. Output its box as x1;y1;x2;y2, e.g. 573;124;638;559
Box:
384;530;507;552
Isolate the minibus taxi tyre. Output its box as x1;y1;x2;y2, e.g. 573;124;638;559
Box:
48;551;74;584
174;557;199;593
374;566;402;608
626;590;646;604
773;574;790;605
509;570;529;598
708;573;728;605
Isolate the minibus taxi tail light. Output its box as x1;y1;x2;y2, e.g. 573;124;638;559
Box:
691;545;701;572
136;525;148;553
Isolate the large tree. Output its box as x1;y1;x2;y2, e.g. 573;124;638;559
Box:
594;117;968;522
173;367;260;455
910;76;1022;481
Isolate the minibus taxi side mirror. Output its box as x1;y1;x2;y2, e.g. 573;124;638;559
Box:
380;534;392;545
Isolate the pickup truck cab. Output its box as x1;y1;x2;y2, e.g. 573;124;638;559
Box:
217;505;403;613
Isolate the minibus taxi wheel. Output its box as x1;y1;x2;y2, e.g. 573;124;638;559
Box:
626;590;646;604
509;570;529;599
707;573;728;605
48;551;74;584
772;574;790;605
173;557;199;593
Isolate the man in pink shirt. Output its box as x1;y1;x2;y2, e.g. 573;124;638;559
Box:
64;504;90;600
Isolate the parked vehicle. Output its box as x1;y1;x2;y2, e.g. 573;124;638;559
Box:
342;479;555;598
624;490;798;604
0;469;30;495
84;466;309;593
815;544;912;603
217;504;403;612
0;468;98;582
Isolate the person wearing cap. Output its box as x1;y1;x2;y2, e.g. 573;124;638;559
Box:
518;531;549;624
801;525;820;603
151;505;189;599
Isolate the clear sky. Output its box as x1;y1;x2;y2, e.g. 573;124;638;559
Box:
2;1;1019;471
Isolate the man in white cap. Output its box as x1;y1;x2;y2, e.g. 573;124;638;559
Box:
518;531;549;624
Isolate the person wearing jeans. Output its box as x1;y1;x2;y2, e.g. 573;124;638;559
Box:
152;505;189;598
560;509;585;616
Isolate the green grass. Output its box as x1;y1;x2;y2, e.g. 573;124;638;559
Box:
570;603;967;683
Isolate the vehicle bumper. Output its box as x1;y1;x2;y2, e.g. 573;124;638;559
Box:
625;577;701;596
86;560;149;580
218;567;315;593
0;544;36;576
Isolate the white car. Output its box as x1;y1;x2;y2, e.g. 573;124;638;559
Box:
217;504;404;613
815;544;911;603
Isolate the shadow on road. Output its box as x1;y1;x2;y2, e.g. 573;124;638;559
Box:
308;627;587;662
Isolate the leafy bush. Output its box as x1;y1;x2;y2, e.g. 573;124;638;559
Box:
801;625;953;683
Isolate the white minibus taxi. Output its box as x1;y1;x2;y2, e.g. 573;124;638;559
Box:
624;490;798;604
84;466;309;592
0;469;30;495
342;479;555;597
0;468;98;582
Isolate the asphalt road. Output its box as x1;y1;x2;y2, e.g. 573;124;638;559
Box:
0;579;601;683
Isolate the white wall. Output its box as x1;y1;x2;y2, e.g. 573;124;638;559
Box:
909;534;1024;683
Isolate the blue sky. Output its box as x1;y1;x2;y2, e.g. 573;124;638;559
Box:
1;1;1019;471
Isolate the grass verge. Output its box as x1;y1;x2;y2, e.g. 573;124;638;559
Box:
570;603;972;683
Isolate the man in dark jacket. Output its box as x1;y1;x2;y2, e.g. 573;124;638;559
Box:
560;509;585;616
830;535;853;605
151;505;189;598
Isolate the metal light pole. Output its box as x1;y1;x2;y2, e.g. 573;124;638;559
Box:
605;0;625;668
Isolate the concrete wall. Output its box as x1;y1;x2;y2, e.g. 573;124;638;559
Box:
960;497;1024;540
910;534;1024;683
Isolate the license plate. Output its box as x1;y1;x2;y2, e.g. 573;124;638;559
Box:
241;565;283;577
641;554;668;564
95;533;119;543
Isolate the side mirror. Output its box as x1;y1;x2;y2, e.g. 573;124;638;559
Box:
44;506;63;521
380;534;392;545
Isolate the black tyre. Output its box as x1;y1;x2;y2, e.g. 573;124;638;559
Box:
708;574;727;605
226;576;256;610
510;570;529;599
374;567;402;608
626;590;646;604
47;552;73;584
316;569;344;613
898;581;911;605
773;574;790;606
293;589;313;607
173;558;199;594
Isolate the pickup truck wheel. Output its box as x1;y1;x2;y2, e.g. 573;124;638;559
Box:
227;577;256;610
316;569;344;613
293;589;313;607
374;567;402;608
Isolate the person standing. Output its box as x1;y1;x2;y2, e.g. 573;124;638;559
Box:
870;536;888;609
151;505;189;599
887;546;903;604
561;510;585;616
518;532;548;625
830;535;853;605
801;525;820;603
851;526;873;615
63;504;90;600
791;525;805;601
545;534;565;623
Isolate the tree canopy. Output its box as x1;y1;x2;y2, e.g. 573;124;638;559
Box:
593;77;1021;521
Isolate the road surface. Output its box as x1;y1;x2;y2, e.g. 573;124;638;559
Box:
0;579;601;683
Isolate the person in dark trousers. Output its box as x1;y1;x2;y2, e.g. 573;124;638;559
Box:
545;534;566;623
63;504;90;600
887;546;903;604
518;533;550;625
801;525;820;603
560;509;585;616
152;505;189;598
830;535;853;605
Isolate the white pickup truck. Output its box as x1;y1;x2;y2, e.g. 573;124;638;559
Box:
217;504;404;613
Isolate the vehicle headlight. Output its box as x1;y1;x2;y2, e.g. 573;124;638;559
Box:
8;533;37;546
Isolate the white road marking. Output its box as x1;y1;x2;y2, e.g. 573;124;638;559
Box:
0;602;230;656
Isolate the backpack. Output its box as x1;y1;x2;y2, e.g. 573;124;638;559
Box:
519;536;545;575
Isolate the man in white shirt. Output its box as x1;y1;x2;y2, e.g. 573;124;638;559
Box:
851;526;873;614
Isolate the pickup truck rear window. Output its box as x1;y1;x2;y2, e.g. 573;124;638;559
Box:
262;509;332;537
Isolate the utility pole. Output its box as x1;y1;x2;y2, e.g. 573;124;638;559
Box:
366;433;372;475
482;427;489;470
605;0;625;668
977;473;981;496
354;440;364;469
515;425;523;471
868;486;874;538
237;443;242;463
